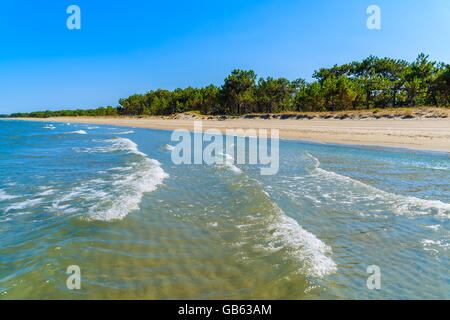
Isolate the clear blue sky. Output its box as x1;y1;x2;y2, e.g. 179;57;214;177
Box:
1;0;449;114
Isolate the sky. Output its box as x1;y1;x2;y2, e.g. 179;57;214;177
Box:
0;0;449;114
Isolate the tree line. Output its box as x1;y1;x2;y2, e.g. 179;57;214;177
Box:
7;53;450;118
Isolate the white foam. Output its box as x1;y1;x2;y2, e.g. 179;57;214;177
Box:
74;137;146;156
105;137;147;157
162;144;175;151
425;225;440;231
207;222;218;227
67;130;87;135
421;239;449;252
89;165;167;221
115;130;134;135
226;164;242;174
87;126;99;129
216;152;242;174
305;151;320;170
37;189;54;196
107;166;133;172
266;209;337;278
417;163;449;171
392;159;450;171
393;196;450;217
306;152;450;218
222;154;336;278
5;198;43;213
0;190;18;201
42;126;55;130
60;137;168;221
5;182;17;187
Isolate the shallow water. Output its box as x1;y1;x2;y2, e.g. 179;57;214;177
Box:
0;119;448;299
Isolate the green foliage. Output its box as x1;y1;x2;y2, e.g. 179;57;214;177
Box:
294;82;325;112
256;77;295;113
433;64;450;106
8;54;450;118
219;69;257;114
9;106;119;118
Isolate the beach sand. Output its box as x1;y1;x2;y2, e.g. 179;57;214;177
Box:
14;117;450;152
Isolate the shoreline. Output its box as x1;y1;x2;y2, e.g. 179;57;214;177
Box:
9;116;450;153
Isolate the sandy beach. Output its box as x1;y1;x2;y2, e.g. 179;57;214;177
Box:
13;116;450;152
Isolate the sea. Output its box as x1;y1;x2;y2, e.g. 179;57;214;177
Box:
0;119;448;299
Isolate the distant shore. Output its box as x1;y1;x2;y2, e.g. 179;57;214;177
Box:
11;113;450;152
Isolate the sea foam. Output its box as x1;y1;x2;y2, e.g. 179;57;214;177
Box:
5;198;44;213
67;130;87;135
219;158;336;278
266;209;338;277
306;152;450;218
216;152;242;174
161;144;175;151
58;137;168;221
0;190;18;201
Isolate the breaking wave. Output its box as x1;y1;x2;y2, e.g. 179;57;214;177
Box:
67;130;87;135
306;152;450;218
5;198;43;213
0;189;18;201
216;152;242;174
264;207;338;277
216;159;336;278
161;144;175;151
54;137;168;221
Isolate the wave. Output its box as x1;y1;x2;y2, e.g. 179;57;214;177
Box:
115;130;134;135
305;151;320;171
415;163;450;171
67;130;87;135
266;209;338;277
306;152;450;218
162;142;241;173
42;125;55;130
216;152;242;174
5;198;44;213
55;137;168;221
0;190;18;201
215;160;336;278
105;137;147;157
388;158;450;171
73;137;145;156
161;144;175;151
37;189;54;196
421;239;449;252
425;224;440;231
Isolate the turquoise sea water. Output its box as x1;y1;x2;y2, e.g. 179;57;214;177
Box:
0;119;448;299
